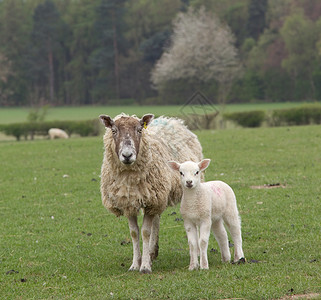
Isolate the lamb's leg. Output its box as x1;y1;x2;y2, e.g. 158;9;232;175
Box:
199;220;211;269
128;216;141;271
184;220;199;270
212;219;231;263
224;215;244;262
140;214;154;273
149;214;160;261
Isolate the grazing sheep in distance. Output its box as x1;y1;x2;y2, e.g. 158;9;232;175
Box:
48;128;69;139
99;113;203;273
168;159;244;270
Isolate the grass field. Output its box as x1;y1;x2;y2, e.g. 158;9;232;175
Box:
1;125;320;299
0;102;307;124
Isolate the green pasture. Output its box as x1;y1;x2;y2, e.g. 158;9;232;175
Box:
1;125;320;299
0;102;306;124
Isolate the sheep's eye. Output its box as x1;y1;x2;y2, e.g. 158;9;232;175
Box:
111;128;118;135
137;127;143;134
180;171;184;177
195;171;199;175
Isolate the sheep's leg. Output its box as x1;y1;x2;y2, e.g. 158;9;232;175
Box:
224;215;244;262
212;219;231;263
184;220;199;270
128;216;141;271
140;214;154;273
149;214;160;261
199;220;211;269
197;226;200;257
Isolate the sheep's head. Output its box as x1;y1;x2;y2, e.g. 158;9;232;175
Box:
100;114;154;165
168;159;210;189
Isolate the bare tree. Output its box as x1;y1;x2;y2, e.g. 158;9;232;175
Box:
151;7;242;104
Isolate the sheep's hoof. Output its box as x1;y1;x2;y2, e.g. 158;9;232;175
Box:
232;257;246;265
188;264;199;271
128;263;141;272
200;265;209;270
140;266;152;274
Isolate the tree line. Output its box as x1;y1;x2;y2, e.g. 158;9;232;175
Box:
1;0;321;106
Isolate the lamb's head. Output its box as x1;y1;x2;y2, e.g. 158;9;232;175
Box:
100;113;154;165
168;159;211;189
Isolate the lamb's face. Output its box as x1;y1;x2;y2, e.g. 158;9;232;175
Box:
179;162;201;189
100;114;154;166
168;159;211;189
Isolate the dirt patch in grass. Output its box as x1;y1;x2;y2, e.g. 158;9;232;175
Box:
278;293;320;299
250;183;286;189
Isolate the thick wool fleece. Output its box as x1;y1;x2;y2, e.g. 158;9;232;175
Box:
100;116;203;217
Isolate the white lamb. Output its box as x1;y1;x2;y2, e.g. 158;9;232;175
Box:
48;128;69;139
168;159;245;270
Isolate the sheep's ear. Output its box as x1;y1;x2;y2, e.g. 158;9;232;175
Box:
140;114;154;129
198;159;211;171
99;115;114;128
168;161;180;171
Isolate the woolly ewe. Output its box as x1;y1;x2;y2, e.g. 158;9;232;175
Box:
99;113;203;273
48;128;69;139
168;159;244;270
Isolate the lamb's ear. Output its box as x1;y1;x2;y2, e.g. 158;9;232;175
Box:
198;159;211;171
99;115;114;128
140;114;154;129
168;161;180;171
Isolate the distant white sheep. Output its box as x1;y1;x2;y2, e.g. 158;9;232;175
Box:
48;128;69;139
168;159;244;270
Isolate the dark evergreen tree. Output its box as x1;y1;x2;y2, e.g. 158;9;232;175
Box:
140;30;171;63
0;0;30;105
28;0;64;104
90;0;127;102
247;0;268;40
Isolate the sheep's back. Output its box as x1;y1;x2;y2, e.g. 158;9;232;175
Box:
148;117;203;163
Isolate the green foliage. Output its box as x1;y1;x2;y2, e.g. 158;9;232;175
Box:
231;70;265;102
1;0;321;104
225;2;249;47
224;110;265;127
271;104;321;126
0;127;320;298
0;120;100;141
28;0;64;102
247;0;268;40
27;105;49;122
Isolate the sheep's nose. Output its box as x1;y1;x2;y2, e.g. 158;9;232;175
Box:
122;153;133;160
186;180;193;187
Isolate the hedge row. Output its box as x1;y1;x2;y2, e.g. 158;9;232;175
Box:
223;104;321;128
271;105;321;126
223;110;265;128
0;120;100;141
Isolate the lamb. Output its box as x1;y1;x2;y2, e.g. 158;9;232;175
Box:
48;128;69;139
168;159;244;270
99;113;203;273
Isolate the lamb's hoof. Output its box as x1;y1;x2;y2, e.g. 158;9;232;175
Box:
128;263;141;272
233;257;246;265
140;266;152;274
188;264;199;271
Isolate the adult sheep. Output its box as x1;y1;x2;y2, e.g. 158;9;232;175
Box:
99;113;203;273
48;128;69;139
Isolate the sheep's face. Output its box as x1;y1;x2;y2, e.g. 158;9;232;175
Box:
168;159;211;189
100;114;154;165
